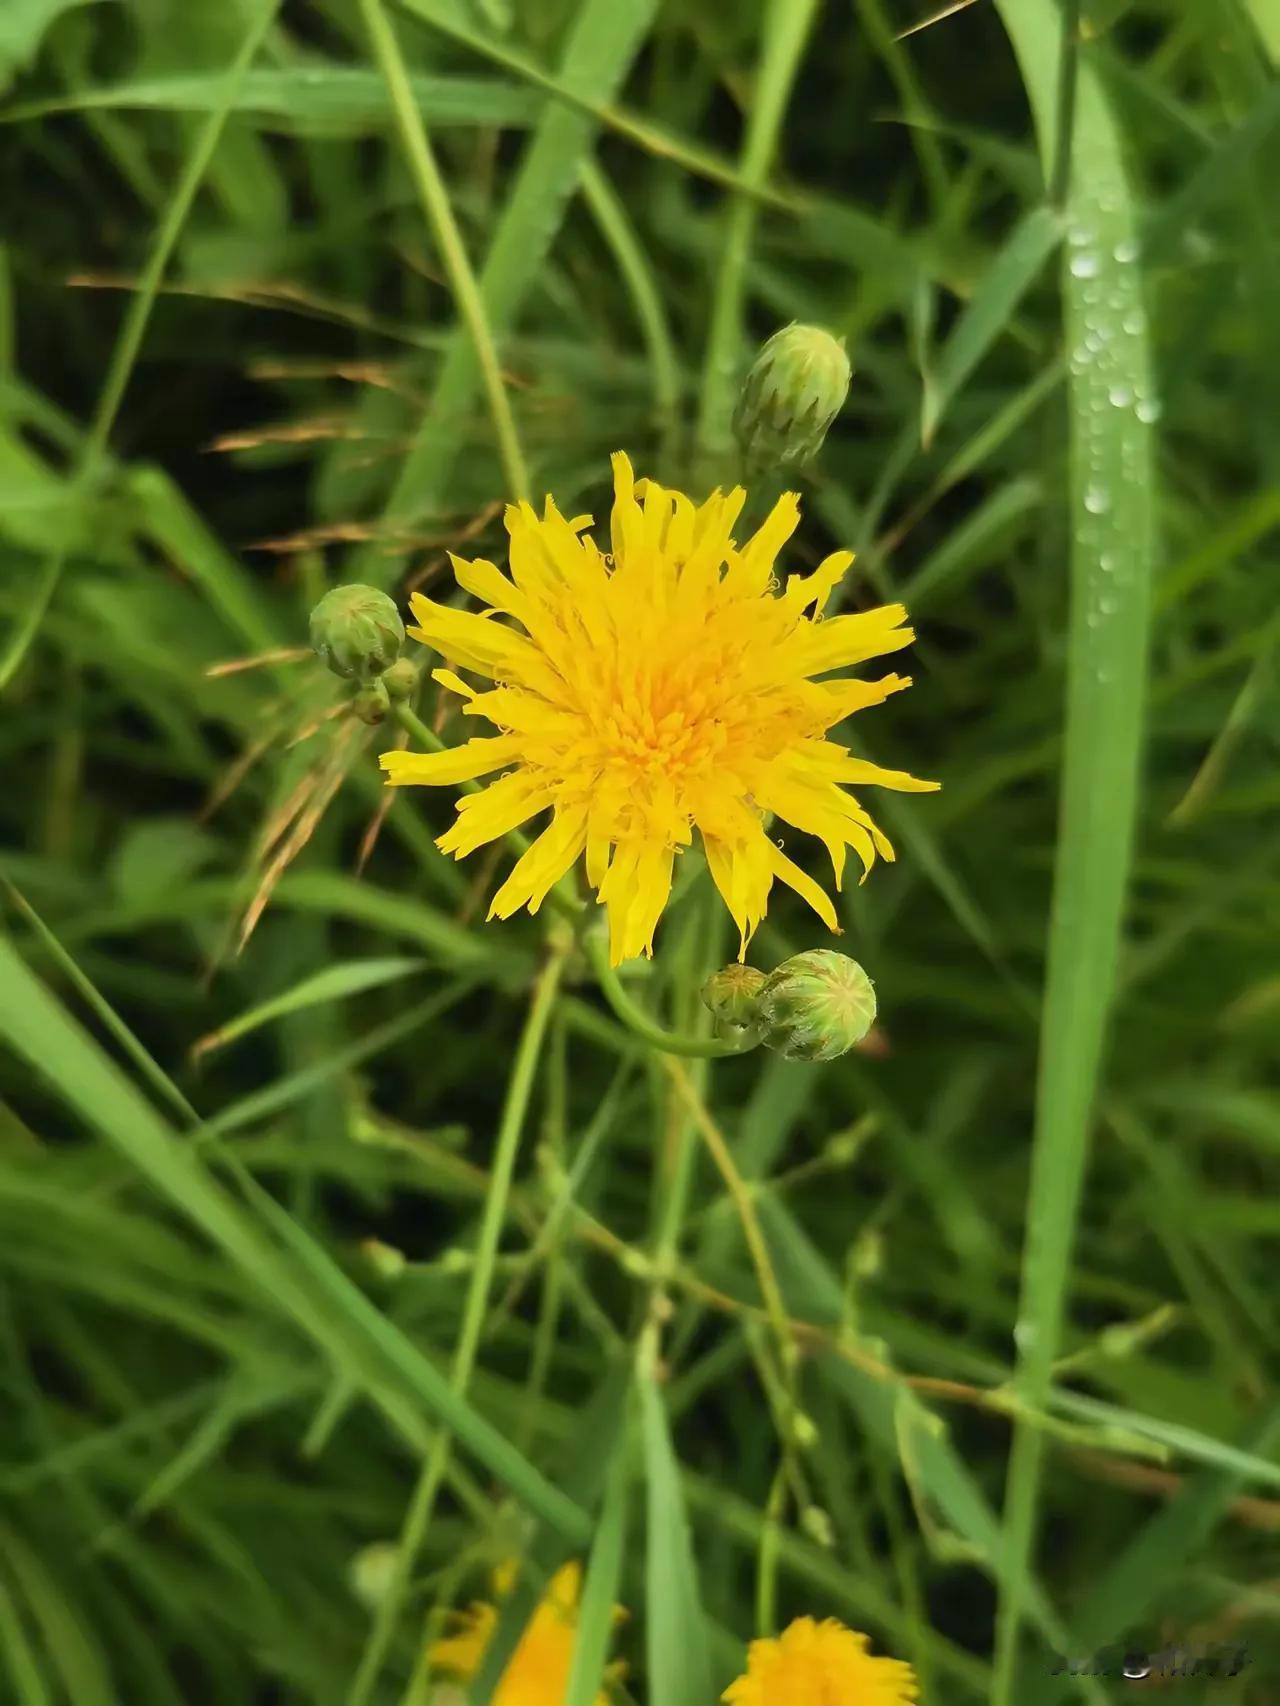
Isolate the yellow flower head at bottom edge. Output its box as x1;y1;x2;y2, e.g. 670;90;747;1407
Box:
722;1615;920;1706
427;1561;624;1706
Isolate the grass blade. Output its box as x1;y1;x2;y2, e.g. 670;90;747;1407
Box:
921;204;1062;444
696;0;820;458
364;0;658;572
640;1373;714;1706
0;934;589;1545
356;0;528;503
191;956;427;1058
563;1437;630;1706
0;0;282;692
990;4;1156;1700
0;67;542;130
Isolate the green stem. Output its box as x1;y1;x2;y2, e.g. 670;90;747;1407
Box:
579;161;681;465
356;0;530;504
584;932;752;1060
347;941;568;1706
695;0;820;459
0;0;281;693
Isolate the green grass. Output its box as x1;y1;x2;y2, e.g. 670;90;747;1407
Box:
3;1;1280;1703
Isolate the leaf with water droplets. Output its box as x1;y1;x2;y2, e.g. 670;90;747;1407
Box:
990;5;1157;1702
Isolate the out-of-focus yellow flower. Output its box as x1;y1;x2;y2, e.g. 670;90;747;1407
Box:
381;454;936;965
723;1616;919;1705
429;1561;620;1706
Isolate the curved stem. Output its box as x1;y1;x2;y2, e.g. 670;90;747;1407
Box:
357;0;530;504
584;931;754;1060
348;941;567;1706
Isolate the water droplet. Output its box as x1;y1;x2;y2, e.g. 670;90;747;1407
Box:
1107;383;1133;408
1068;225;1092;247
1070;251;1101;279
1113;238;1138;263
1122;309;1143;335
1100;551;1117;573
1014;1320;1038;1353
1084;485;1111;515
1135;397;1162;424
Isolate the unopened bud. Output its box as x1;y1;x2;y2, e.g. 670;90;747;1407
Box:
381;658;418;702
349;1541;400;1609
351;678;391;725
733;323;851;472
800;1505;835;1549
310;584;404;682
758;950;876;1063
701;963;767;1045
790;1410;819;1450
361;1238;406;1280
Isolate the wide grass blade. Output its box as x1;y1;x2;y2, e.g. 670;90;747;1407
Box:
563;1439;630;1706
990;2;1157;1699
0;67;543;130
641;1374;714;1706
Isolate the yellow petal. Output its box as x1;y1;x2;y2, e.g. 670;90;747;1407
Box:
768;842;840;932
782;549;853;616
618;842;675;960
431;666;475;699
811;673;911;724
379;736;519;787
734;491;800;595
437;773;554;858
703;831;773;961
800;603;915;674
488;807;587;918
826;756;940;792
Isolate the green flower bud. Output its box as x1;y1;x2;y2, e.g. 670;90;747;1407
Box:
733;323;852;472
350;678;391;724
758;950;876;1063
801;1504;835;1549
349;1541;400;1609
381;657;418;702
701;963;767;1043
310;584;404;682
361;1238;406;1280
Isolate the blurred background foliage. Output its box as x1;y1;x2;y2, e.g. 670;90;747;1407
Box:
1;0;1279;1701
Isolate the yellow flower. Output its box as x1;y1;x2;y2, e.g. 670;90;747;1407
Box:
428;1562;618;1706
381;454;937;964
723;1617;919;1705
